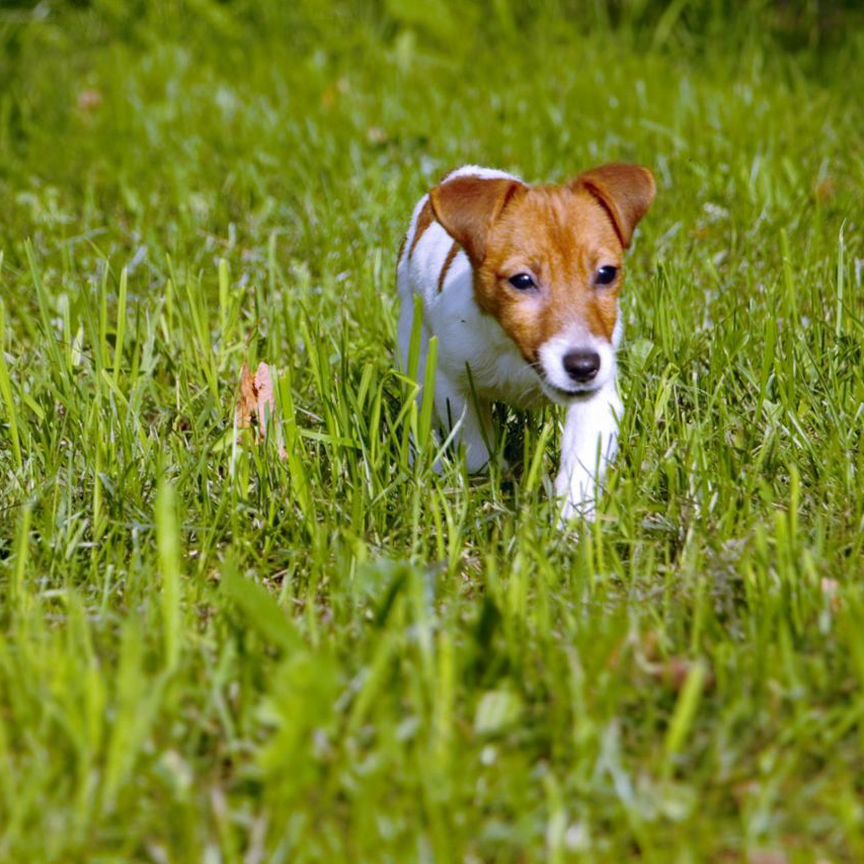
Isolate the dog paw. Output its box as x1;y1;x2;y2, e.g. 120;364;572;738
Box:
463;442;492;474
558;496;597;529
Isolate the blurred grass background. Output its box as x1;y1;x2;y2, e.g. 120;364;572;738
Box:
0;0;863;861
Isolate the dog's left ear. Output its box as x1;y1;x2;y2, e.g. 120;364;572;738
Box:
429;175;526;265
572;164;656;248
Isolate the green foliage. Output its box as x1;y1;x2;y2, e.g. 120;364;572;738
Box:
0;0;863;860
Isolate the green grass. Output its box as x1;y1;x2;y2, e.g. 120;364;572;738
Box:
1;1;863;861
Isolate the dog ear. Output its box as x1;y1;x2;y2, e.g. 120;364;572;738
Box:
572;164;656;248
429;175;525;264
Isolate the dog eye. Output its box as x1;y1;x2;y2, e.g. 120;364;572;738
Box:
595;266;618;285
508;273;536;290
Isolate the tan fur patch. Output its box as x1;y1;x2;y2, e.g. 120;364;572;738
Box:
409;199;434;259
438;242;461;293
429;176;523;264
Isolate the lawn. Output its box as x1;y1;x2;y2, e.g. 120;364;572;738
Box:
0;0;863;861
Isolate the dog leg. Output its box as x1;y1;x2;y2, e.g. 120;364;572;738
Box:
433;373;492;472
556;384;622;521
398;301;491;472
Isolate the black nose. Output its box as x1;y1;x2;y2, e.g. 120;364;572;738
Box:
562;350;600;383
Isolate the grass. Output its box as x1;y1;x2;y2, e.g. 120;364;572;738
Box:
0;0;863;860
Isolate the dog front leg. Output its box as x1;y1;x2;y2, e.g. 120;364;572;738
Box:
556;384;622;521
433;373;492;473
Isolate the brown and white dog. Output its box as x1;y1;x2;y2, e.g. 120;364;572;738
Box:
397;164;655;520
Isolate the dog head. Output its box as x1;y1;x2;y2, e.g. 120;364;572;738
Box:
429;164;655;403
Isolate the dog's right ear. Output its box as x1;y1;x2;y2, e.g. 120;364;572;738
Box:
572;164;656;249
429;175;525;265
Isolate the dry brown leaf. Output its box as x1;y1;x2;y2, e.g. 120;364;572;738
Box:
235;362;284;457
252;362;276;434
236;363;259;431
236;362;275;435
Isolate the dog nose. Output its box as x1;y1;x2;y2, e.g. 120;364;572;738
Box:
562;350;600;383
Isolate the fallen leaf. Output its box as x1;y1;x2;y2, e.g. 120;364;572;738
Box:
236;363;259;431
252;362;276;434
235;362;285;457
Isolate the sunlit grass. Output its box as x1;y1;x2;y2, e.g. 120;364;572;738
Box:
0;1;863;861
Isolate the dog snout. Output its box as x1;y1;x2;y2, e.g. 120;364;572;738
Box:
562;350;600;383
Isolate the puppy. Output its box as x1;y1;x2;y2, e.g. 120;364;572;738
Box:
397;164;655;520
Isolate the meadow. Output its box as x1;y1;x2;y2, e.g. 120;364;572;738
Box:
0;0;863;860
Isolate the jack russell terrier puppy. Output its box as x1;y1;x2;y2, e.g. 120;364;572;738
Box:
397;163;655;521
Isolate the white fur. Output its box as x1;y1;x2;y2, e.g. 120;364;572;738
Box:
537;326;617;394
397;166;623;520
